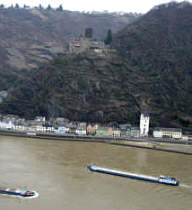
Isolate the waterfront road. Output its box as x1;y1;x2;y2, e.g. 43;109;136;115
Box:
0;129;191;154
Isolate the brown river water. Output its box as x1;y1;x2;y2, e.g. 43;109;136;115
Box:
0;135;192;210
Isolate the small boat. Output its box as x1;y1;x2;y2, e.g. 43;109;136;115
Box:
87;165;179;186
0;187;38;198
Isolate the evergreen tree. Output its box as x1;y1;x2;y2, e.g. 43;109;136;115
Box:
47;4;52;10
23;5;30;9
24;5;30;9
104;29;112;45
15;3;19;9
0;4;4;9
38;4;43;10
56;4;63;11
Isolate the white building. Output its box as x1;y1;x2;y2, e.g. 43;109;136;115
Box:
76;129;87;135
140;113;150;137
0;121;14;130
54;126;69;134
153;128;182;139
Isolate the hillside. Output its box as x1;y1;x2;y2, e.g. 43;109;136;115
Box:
0;52;141;123
0;7;137;73
112;2;192;129
1;2;192;130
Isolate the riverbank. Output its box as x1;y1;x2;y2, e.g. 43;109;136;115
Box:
0;129;191;155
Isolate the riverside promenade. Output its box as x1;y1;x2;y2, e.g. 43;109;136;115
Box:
0;129;192;155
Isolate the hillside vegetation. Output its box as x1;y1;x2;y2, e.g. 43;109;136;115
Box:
112;2;192;129
1;2;192;130
0;52;141;124
0;7;137;72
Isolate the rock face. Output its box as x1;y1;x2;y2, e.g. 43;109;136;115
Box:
1;2;192;131
0;7;137;71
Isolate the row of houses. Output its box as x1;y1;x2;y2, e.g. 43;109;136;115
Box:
153;127;182;139
0;114;185;139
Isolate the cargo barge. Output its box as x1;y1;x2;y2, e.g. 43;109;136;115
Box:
87;165;179;186
0;187;38;198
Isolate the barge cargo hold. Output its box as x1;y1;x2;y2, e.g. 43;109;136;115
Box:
87;165;179;186
0;187;38;198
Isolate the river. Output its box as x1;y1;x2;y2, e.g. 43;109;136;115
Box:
0;135;191;210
